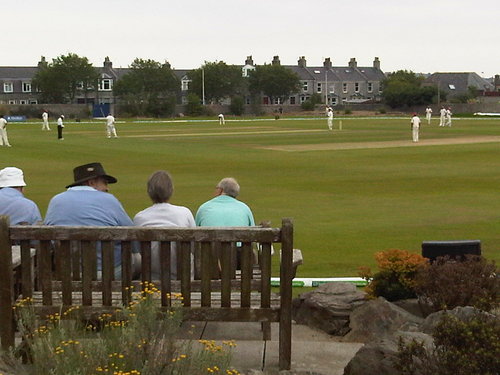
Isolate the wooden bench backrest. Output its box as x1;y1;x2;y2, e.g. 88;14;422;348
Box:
0;216;294;370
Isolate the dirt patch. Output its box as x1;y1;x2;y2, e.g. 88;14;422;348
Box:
259;135;500;152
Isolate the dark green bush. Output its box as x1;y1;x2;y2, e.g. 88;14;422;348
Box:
395;312;500;375
229;96;244;116
415;255;499;312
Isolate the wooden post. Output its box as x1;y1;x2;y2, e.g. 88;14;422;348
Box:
279;218;293;370
0;216;14;350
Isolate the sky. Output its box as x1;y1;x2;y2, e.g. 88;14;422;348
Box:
3;0;499;77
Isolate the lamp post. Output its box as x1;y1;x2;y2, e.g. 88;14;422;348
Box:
325;70;328;106
202;68;206;105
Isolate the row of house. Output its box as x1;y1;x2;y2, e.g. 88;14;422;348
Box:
0;55;497;111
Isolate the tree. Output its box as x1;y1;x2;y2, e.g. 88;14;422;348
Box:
32;53;99;104
301;93;323;111
229;96;245;116
113;59;179;117
248;64;300;104
382;70;439;108
188;61;245;104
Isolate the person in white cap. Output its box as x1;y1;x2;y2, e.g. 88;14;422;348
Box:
410;112;421;142
327;107;334;130
445;107;452;127
0;167;42;225
42;110;50;131
0;115;11;147
57;115;65;140
425;106;432;125
105;113;118;138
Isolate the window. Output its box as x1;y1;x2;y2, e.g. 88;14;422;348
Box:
343;83;348;93
329;84;334;94
20;100;28;105
246;97;251;105
317;83;322;93
448;84;456;90
274;98;281;105
29;99;38;104
181;80;190;91
331;97;338;106
76;82;84;89
99;79;113;91
300;96;307;103
3;83;13;93
302;81;308;92
367;82;373;93
8;100;16;104
22;82;31;93
289;96;296;105
354;82;360;92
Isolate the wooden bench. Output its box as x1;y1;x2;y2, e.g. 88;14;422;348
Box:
0;216;294;370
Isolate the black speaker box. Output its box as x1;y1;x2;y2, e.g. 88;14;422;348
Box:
421;240;481;261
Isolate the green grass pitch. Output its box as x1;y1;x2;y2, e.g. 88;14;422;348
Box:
2;115;500;277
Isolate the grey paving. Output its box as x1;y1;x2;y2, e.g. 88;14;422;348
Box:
181;321;363;375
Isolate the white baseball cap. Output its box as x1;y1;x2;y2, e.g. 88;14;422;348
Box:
0;167;26;187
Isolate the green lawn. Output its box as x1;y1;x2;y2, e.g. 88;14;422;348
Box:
3;116;500;277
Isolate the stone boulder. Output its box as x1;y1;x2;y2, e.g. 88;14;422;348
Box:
420;305;497;334
292;282;366;336
343;331;433;375
342;297;423;343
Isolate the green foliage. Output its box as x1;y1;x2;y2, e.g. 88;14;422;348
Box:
32;53;99;104
382;70;438;108
5;284;237;375
248;64;300;104
359;249;428;301
378;107;387;114
229;96;245;116
113;59;179;117
395;312;500;375
188;61;245;104
184;93;204;116
415;256;499;312
344;108;352;115
301;93;323;111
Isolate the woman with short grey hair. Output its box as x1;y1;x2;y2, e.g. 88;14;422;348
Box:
134;170;195;279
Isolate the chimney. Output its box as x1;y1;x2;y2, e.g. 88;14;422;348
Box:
245;55;254;66
373;57;381;70
323;58;332;69
298;56;306;68
348;58;357;68
495;75;500;90
104;56;112;69
37;56;48;69
272;56;280;65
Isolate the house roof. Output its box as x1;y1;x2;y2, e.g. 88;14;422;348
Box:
0;67;38;80
281;64;385;82
424;72;493;92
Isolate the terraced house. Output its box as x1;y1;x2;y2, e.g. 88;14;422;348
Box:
253;55;386;107
0;55;386;112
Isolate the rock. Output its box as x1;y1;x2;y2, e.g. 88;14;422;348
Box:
393;298;429;318
420;305;496;334
343;331;434;375
292;283;366;336
342;337;400;375
342;297;423;343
